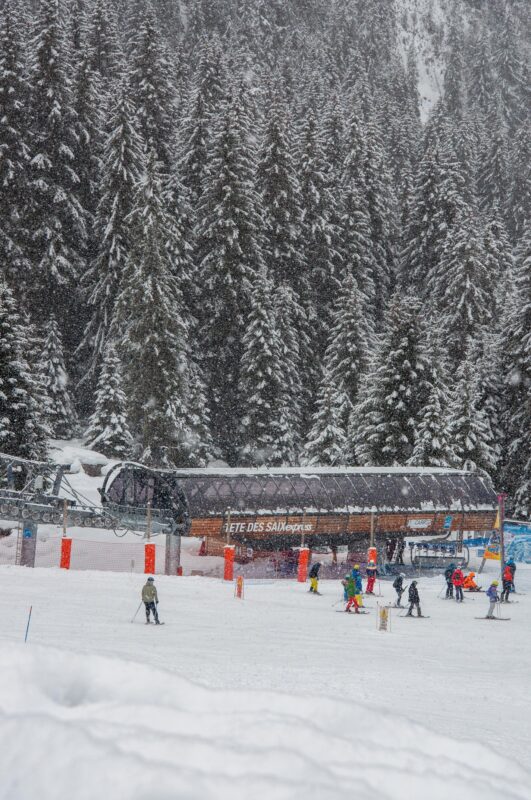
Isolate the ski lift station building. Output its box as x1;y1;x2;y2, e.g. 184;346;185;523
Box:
101;465;498;557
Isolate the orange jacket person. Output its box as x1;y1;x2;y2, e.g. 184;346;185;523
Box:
463;571;481;591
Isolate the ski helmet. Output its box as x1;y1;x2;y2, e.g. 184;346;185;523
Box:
400;573;406;578
492;580;499;586
411;580;417;585
147;576;155;582
344;575;350;581
354;564;360;570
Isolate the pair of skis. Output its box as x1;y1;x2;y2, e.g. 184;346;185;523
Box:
131;601;165;625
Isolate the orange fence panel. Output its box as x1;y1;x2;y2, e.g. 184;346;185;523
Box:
144;543;156;574
60;538;72;569
224;545;235;581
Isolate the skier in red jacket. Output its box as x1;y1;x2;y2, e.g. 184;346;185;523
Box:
452;567;465;603
365;560;378;594
501;564;513;602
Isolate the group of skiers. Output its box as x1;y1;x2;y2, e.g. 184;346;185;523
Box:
391;573;423;615
140;556;518;624
444;564;482;601
385;538;405;565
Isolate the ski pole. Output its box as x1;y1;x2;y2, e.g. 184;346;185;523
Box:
131;601;143;623
24;606;32;643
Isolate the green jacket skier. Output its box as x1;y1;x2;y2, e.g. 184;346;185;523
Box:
142;577;160;624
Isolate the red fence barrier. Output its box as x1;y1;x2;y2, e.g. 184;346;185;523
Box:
60;538;72;569
144;543;156;574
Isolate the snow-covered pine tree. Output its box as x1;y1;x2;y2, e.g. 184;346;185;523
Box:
443;20;465;120
297;106;341;360
468;29;494;116
113;149;193;467
493;7;526;131
71;49;104;255
477;123;509;218
399;133;446;295
128;4;175;170
164;143;195;313
482;212;513;316
79;79;144;385
448;350;497;476
183;358;214;467
304;375;347;467
40;315;78;439
27;0;86;334
408;334;456;468
87;0;121;85
272;284;306;465
341;113;376;312
506;120;531;243
437;207;491;367
501;229;531;513
471;332;505;478
178;88;210;211
257;85;304;288
197;100;263;463
0;279;48;459
0;1;32;291
239;265;285;466
323;271;369;442
351;293;431;466
85;342;132;458
69;48;105;360
360;117;396;322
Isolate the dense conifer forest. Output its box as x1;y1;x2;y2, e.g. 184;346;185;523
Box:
0;0;529;515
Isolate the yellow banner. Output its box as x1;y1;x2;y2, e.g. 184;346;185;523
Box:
484;548;500;560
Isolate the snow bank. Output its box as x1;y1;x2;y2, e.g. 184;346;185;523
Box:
0;644;529;800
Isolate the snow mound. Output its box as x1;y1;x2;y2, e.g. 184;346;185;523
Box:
0;645;529;800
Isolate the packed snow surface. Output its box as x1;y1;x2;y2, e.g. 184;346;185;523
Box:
1;565;530;799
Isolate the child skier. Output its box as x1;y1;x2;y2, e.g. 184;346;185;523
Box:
406;580;422;617
352;564;363;607
452;566;465;602
486;580;500;618
308;561;321;594
365;560;378;594
342;575;360;613
463;571;481;591
142;576;160;624
392;573;406;606
501;564;513;602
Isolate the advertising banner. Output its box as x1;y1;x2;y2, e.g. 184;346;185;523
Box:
504;520;531;563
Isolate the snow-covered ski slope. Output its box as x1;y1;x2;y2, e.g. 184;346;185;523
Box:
0;565;530;799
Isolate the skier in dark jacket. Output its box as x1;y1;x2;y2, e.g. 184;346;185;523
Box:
393;573;406;606
396;540;405;565
444;564;455;599
309;561;321;594
406;581;422;617
141;576;160;624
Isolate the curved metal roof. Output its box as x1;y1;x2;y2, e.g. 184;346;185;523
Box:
102;464;498;517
